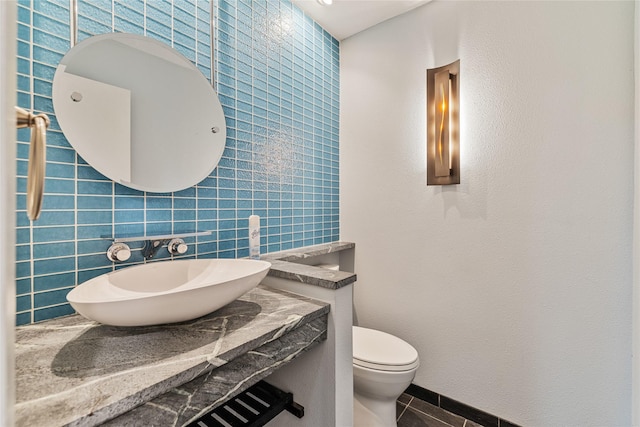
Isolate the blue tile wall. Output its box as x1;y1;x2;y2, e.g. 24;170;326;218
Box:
15;0;340;325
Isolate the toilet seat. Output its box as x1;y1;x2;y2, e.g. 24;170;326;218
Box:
353;326;419;372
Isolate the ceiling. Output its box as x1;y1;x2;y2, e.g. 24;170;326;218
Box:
290;0;432;41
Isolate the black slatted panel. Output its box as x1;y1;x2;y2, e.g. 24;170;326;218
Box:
185;381;302;427
249;385;278;406
226;399;258;422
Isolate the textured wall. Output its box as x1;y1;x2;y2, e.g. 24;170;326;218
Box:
15;0;339;325
341;1;634;425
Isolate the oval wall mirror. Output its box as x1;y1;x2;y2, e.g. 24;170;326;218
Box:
52;33;226;193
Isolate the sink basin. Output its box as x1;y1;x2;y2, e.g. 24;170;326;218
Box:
66;259;271;327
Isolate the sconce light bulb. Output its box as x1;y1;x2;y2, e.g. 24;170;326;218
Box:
438;84;447;166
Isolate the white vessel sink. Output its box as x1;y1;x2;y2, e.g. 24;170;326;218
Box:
66;259;271;327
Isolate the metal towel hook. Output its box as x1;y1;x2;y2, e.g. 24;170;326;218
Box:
16;106;49;221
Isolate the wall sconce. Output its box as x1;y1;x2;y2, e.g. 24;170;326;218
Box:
427;60;460;185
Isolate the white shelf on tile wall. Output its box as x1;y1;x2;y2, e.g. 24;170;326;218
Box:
103;231;212;243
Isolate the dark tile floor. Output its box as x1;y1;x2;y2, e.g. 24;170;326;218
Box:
397;393;484;427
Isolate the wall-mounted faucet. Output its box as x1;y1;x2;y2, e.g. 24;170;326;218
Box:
142;238;189;259
142;239;168;260
105;231;210;261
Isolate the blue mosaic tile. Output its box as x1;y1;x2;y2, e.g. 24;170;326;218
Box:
173;221;197;234
34;287;71;309
47;163;76;179
114;16;144;35
44;132;70;150
115;209;144;224
143;219;171;233
115;196;144;210
32;45;63;66
77;16;111;37
17;59;30;80
77;267;112;284
17;5;30;26
77;224;112;239
16;244;31;262
77;165;107;181
34;257;75;276
146;209;172;222
115;2;144;27
33;241;75;259
17;295;31;313
46;146;75;163
16;313;31;326
147;22;172;43
113;223;144;238
78;210;113;225
17;40;30;59
32;14;70;44
174;210;196;221
78;195;112;210
31;210;75;227
32;226;75;243
77;239;111;255
34;304;75;322
78;253;110;270
15;0;339;325
32;0;69;27
16;261;31;279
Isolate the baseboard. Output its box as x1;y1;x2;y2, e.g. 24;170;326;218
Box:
404;383;521;427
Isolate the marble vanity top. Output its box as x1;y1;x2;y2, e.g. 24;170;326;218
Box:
15;285;329;426
265;241;357;289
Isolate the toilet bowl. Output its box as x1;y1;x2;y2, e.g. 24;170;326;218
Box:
353;326;419;427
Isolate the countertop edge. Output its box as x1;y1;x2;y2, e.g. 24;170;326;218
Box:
264;241;356;290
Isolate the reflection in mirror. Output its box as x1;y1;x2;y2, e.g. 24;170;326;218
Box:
52;33;226;193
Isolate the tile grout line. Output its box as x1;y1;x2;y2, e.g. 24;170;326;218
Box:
396;396;412;422
28;2;35;323
405;399;458;427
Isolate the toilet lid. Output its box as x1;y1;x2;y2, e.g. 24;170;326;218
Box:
353;326;419;372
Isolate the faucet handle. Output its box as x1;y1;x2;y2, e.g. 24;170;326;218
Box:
168;238;188;255
107;242;131;262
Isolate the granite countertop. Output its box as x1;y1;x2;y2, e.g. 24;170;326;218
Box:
15;285;330;426
265;241;357;289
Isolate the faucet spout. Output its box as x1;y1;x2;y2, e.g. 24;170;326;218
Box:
142;239;169;259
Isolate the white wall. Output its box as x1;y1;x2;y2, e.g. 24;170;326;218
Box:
340;1;635;426
1;1;16;425
264;277;353;427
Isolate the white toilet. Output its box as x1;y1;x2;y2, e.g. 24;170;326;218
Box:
353;326;419;427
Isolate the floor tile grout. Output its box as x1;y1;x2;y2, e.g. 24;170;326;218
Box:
407;404;457;427
398;393;474;427
396;396;412;422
